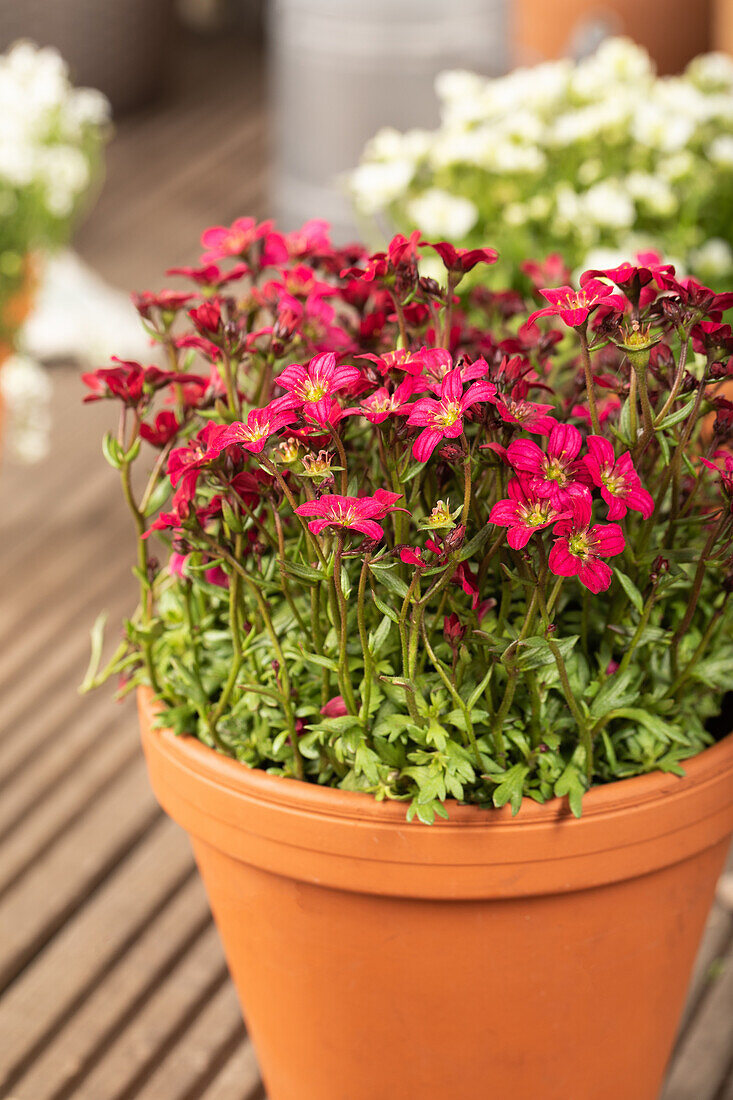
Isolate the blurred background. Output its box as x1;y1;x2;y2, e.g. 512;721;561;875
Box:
1;3;733;1099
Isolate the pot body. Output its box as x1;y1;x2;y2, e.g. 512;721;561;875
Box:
513;0;712;75
139;689;733;1100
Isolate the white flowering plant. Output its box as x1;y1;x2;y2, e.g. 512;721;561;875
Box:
350;39;733;289
0;41;110;348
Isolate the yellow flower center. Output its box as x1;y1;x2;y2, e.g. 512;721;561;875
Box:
435;400;461;428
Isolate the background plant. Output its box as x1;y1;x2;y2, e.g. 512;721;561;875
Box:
0;41;110;342
83;217;733;822
349;38;733;291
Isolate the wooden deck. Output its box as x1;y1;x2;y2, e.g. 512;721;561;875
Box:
1;28;732;1100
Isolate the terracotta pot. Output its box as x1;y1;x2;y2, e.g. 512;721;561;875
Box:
513;0;712;75
139;687;733;1100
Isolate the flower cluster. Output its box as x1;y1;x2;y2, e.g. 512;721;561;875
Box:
0;41;110;348
84;217;733;822
350;38;733;287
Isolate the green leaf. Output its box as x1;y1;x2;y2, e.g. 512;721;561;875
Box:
296;650;340;672
554;761;587;818
79;611;108;693
516;635;579;671
102;432;123;470
369;562;409;598
456;524;492;562
280;559;325;585
613;568;644;613
657;394;697;430
589;669;638;719
143;478;172;518
372;592;400;624
369;615;393;657
490;763;529;815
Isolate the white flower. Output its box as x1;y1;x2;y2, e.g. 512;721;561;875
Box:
582;181;635;230
407;189;478;239
0;353;52;464
658;151;695;181
688;238;733;279
686;52;733;93
572;38;654;99
363;127;430;166
631;102;694;152
503;203;529;227
709;135;733;167
348;160;414;214
624;172;677;217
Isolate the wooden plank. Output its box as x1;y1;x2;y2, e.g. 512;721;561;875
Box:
661;937;733;1100
7;875;215;1100
676;901;733;1034
0;712;139;897
0;689;126;839
0;587;136;787
201;1042;264;1100
0;556;135;740
0;754;159;990
133;980;250;1100
0;816;194;1094
69;923;230;1100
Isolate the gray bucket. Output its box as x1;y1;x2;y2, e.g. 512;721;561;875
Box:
269;0;509;240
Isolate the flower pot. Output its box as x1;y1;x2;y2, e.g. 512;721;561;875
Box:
513;0;712;75
138;687;733;1100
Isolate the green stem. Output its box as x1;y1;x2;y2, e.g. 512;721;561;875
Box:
578;328;601;436
332;536;359;715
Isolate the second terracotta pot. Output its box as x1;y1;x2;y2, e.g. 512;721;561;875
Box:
139;688;733;1100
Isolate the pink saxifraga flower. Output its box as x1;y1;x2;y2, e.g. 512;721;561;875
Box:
491;391;557;435
200;217;287;266
488;479;569;549
506;424;591;507
548;494;625;594
407;367;497;462
527;280;625;329
276;352;361;427
212;401;297;456
295;489;402;541
583;436;654;521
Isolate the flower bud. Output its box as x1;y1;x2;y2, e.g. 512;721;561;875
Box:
444;524;466;552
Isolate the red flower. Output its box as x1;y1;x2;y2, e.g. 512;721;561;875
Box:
506;424;591;507
548;494;625;594
345;377;418;424
527;280;625;329
166;261;250;287
212;401;297;456
285;219;332;258
167;423;227;499
82;359;194;407
572;395;620;427
188;300;222;336
488;478;568;549
406;368;497;462
490;389;556;435
521;254;572;290
701;451;733;500
583;436;654;520
132;289;194;319
295;490;401;541
276;352;361;427
580;256;673;306
427;241;498;276
200;217;287;266
140;411;180;448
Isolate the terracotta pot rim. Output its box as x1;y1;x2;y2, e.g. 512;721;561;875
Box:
139;685;731;828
